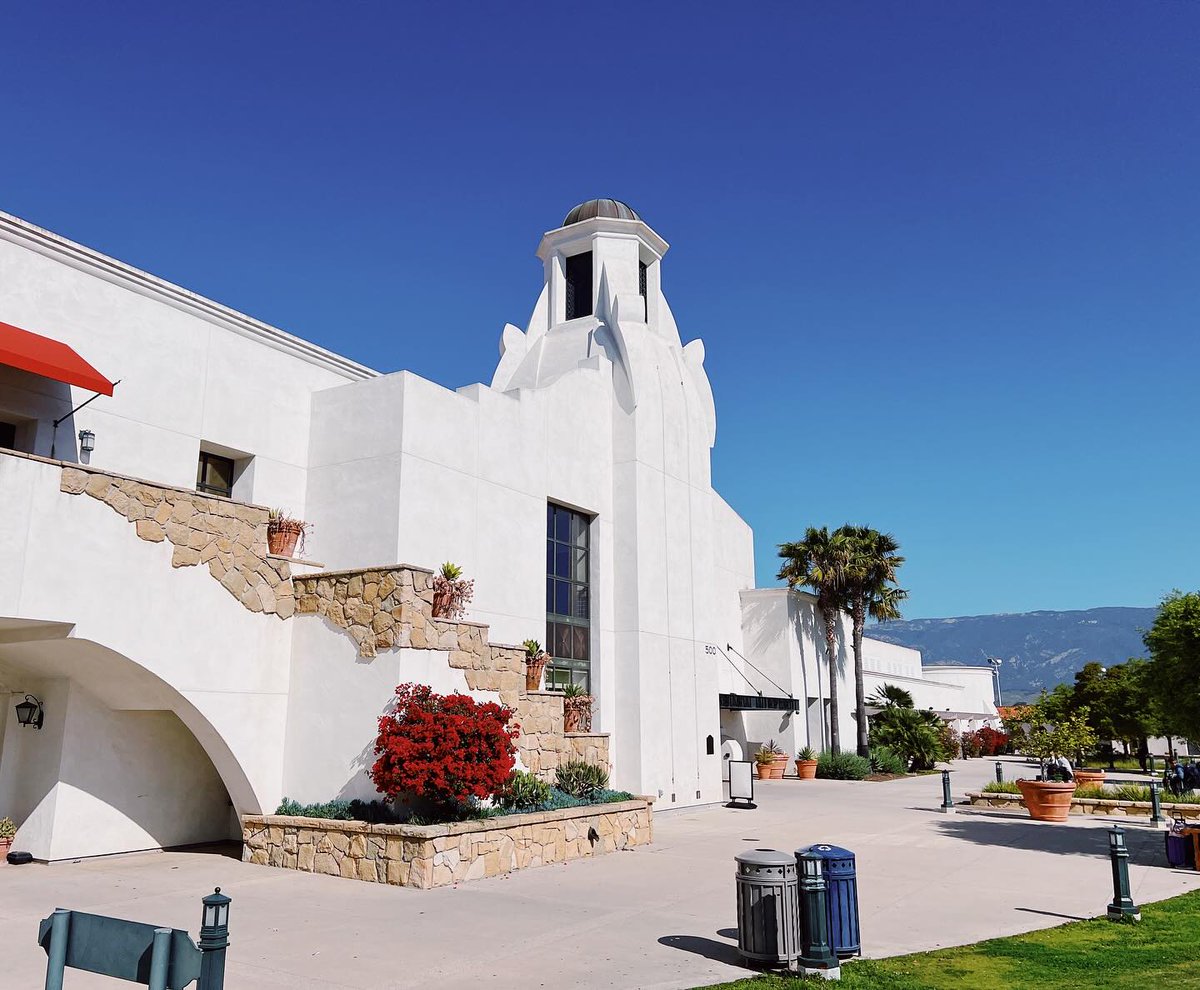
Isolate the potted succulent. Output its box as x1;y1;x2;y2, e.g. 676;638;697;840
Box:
0;816;15;861
267;509;309;557
561;683;593;733
523;639;549;692
431;562;475;619
795;745;818;780
1015;708;1097;823
767;739;789;778
754;744;777;780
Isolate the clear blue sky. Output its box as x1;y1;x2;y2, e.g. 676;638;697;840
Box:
2;3;1197;618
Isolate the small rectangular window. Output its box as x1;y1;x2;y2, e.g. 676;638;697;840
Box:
0;421;16;451
564;252;593;320
638;260;647;298
196;451;235;498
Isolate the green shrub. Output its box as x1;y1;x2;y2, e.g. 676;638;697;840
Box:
869;746;907;775
1073;784;1107;799
982;780;1022;794
498;770;553;810
869;707;950;771
816;751;871;780
555;760;610;798
275;797;355;820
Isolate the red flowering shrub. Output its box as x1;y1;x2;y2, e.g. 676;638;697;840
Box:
369;683;519;810
975;726;1010;756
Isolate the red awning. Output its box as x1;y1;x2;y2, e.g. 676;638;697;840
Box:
0;320;114;395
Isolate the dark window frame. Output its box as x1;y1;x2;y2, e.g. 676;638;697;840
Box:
545;502;591;692
196;450;236;498
0;420;16;451
564;251;593;321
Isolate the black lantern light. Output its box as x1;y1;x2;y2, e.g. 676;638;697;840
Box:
15;694;43;730
198;887;232;990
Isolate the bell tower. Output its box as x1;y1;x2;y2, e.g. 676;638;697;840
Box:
535;199;668;333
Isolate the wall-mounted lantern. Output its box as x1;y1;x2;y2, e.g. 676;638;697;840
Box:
15;694;44;729
78;429;95;454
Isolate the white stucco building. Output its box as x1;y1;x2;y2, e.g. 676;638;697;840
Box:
0;200;996;861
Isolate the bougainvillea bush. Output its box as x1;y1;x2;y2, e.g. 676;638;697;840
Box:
369;683;518;813
974;726;1010;756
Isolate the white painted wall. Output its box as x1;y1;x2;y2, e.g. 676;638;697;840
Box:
0;210;374;518
736;588;1000;757
0;453;292;839
283;619;491;805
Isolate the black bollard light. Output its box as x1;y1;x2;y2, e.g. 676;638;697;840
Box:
198;888;232;990
940;769;955;814
796;851;840;978
1106;827;1140;922
1149;780;1164;826
995;761;1003;784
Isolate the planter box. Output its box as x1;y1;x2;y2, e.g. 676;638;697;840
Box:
966;792;1200;822
242;798;652;889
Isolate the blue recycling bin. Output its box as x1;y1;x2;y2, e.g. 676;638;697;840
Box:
798;843;860;959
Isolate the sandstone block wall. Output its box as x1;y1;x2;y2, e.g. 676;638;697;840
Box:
294;567;609;778
60;464;294;617
242;798;652;889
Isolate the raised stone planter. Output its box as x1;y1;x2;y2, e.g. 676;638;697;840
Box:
243;797;652;889
967;791;1200;821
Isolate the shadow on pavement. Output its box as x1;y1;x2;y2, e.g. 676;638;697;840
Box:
935;816;1169;866
657;934;746;967
1014;907;1089;922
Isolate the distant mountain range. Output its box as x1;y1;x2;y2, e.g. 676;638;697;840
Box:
866;607;1157;703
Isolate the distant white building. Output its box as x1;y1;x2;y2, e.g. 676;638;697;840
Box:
0;200;995;862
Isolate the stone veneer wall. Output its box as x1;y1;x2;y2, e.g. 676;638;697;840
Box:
60;464;294;617
967;792;1200;821
293;567;610;778
242;798;652;889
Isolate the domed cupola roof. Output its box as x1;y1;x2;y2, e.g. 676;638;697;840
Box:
563;199;641;226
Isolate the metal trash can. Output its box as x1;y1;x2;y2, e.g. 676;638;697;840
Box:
798;843;860;958
735;848;801;967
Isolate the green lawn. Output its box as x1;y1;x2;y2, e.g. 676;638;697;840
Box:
698;889;1200;989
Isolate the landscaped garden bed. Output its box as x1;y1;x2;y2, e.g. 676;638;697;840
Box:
968;781;1200;821
243;796;652;888
243;681;650;886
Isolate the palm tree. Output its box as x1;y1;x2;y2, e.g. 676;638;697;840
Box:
867;683;915;710
777;527;851;754
840;526;908;758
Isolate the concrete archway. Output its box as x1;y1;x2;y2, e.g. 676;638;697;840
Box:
0;619;261;860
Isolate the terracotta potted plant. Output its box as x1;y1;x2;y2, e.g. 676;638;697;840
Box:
795;745;818;780
1072;768;1106;790
431;562;474;619
1015;707;1097;823
766;739;789;778
267;509;309;557
523;639;549;692
754;744;777;780
561;683;593;733
0;816;14;863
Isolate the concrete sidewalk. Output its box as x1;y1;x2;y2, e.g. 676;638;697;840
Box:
1;758;1196;989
